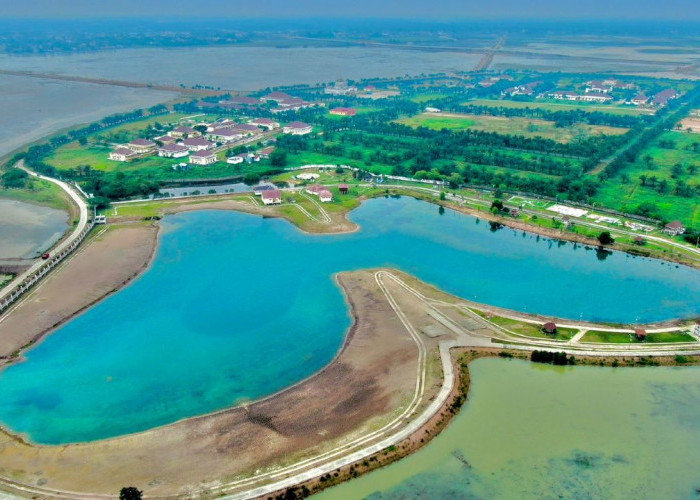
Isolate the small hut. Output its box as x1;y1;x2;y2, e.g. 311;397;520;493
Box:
542;322;557;335
339;183;349;195
634;328;647;341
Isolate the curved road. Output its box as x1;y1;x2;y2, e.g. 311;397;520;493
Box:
0;162;88;307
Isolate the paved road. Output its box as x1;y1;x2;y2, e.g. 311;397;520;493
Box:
0;162;88;305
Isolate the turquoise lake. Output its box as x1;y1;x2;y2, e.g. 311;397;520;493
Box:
1;197;700;444
317;358;700;500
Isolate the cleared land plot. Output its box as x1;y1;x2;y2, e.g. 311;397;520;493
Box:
593;131;700;226
507;196;552;208
397;112;629;143
582;330;697;344
678;111;700;133
468;98;654;116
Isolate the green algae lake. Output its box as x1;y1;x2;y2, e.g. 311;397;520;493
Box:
1;197;700;447
317;358;700;500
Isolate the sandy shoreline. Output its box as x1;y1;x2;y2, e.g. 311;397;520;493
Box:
0;269;442;498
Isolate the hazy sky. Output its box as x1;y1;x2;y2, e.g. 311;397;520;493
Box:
1;0;699;20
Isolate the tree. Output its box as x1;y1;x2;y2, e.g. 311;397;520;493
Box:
1;168;29;188
439;191;446;201
639;174;647;187
597;231;615;245
119;487;142;500
269;150;287;167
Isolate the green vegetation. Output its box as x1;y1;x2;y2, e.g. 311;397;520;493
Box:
472;311;577;341
582;330;697;344
468;98;653;117
396;112;628;142
531;350;576;365
0;177;72;212
0;274;15;289
593;131;700;226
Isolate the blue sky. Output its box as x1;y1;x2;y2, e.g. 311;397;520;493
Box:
1;0;699;20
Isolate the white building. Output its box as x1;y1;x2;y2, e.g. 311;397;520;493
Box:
127;139;157;154
693;321;700;340
109;147;138;162
261;189;283;205
189;150;218;165
248;118;280;130
283;121;313;135
663;220;686;236
158;143;189;158
182;137;214;151
226;155;245;165
207;128;243;143
319;190;333;203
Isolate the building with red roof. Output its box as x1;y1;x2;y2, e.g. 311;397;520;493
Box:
330;107;357;116
261;189;283;205
542;322;557;335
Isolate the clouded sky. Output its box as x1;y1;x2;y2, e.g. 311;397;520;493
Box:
1;0;699;20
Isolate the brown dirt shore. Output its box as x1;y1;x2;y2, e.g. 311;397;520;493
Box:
0;268;433;498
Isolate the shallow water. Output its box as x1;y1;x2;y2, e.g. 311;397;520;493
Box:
0;74;175;157
0;199;69;258
316;358;700;500
1;197;699;444
0;47;480;91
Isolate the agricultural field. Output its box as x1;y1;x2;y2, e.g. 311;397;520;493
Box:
593;131;700;226
397;112;629;142
468;98;654;116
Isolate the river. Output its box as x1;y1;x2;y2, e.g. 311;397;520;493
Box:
0;197;699;444
317;358;700;500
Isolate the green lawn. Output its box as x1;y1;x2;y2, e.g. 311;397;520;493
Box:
410;93;447;104
582;330;697;343
592;131;700;226
397;112;629;143
0;178;73;213
468;98;653;116
472;311;577;341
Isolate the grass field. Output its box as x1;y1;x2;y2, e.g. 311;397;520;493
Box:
472;311;577;341
593;131;700;226
582;330;697;344
397;112;629;143
0;178;73;213
467;98;654;116
410;93;446;103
